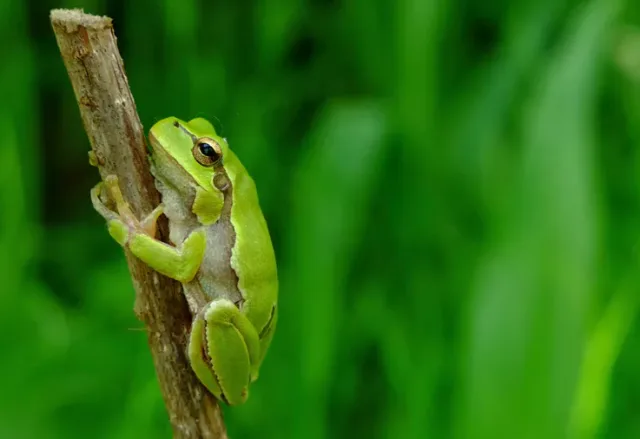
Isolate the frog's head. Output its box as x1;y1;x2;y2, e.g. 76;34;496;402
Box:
148;117;232;196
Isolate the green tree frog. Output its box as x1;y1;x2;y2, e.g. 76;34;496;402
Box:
90;117;278;406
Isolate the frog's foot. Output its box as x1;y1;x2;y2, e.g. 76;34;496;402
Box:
91;174;164;238
139;204;164;237
91;180;118;222
103;175;126;211
187;299;262;405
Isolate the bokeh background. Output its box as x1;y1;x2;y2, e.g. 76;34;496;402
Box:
2;0;640;438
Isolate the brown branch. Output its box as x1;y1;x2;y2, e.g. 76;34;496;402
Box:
50;9;227;439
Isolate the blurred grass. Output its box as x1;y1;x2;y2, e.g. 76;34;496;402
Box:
1;0;640;438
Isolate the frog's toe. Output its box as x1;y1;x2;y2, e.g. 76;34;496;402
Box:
91;182;118;220
140;204;164;236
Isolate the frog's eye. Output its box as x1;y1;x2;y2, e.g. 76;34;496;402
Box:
192;137;222;166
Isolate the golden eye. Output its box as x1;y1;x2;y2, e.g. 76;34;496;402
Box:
192;137;222;166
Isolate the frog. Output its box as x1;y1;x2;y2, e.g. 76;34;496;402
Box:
90;117;278;406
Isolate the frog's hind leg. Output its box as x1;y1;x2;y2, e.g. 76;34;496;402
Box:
187;299;261;405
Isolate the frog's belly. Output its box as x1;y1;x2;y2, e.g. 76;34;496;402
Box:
192;219;242;306
196;254;241;303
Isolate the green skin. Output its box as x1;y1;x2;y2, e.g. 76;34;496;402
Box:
91;117;278;405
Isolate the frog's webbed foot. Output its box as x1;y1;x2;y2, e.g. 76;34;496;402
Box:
188;299;262;405
91;180;118;222
91;175;164;237
139;204;164;237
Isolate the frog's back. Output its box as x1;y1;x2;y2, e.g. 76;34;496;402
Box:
226;150;278;333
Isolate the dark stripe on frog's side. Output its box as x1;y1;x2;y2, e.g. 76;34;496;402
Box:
200;314;215;370
259;305;277;339
200;317;231;405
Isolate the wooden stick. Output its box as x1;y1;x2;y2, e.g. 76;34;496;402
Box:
50;9;228;439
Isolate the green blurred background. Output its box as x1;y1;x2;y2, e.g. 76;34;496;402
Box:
2;0;640;438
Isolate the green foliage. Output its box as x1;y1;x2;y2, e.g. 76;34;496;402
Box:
1;0;640;438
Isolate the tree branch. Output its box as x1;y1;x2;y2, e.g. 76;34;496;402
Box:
50;9;227;439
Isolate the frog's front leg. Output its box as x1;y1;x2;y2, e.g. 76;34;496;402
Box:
91;175;206;283
188;299;262;405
